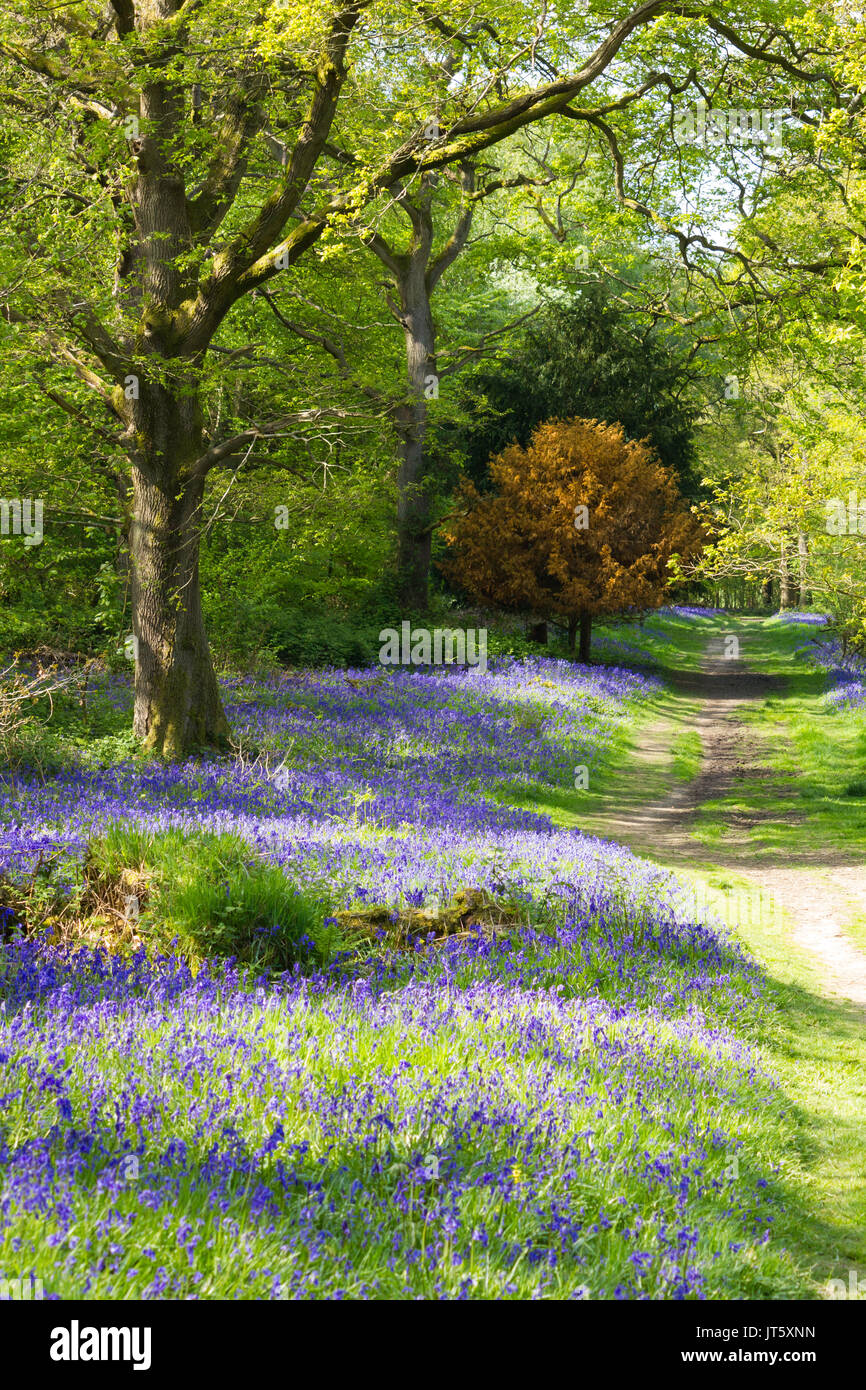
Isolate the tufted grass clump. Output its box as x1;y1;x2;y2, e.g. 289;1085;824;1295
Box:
85;826;336;971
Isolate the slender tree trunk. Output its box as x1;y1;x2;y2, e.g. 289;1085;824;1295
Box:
797;532;810;607
369;170;475;612
115;473;134;632
394;404;433;611
394;251;436;611
780;539;794;609
761;575;774;608
578;609;592;662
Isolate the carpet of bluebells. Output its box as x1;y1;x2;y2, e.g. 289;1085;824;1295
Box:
783;611;866;711
0;626;803;1299
0;657;666;907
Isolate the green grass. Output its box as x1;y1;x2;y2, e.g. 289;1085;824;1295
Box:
538;609;866;867
672;730;702;781
694;615;866;860
4;608;864;1299
501;609;866;1296
675;867;866;1289
84;826;337;972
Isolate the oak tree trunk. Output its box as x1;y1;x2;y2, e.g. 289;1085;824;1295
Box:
129;400;229;757
117;65;233;756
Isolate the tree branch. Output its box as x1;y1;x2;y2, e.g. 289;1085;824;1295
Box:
193;407;377;477
427;164;475;291
187;85;268;240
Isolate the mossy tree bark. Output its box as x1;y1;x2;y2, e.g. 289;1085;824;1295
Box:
95;2;362;756
130;457;229;757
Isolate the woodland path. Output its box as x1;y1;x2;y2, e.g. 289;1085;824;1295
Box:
601;633;866;1010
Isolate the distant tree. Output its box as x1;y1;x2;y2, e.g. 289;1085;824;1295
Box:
449;284;700;495
443;417;704;660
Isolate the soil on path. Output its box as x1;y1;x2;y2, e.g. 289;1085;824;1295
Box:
603;633;866;1009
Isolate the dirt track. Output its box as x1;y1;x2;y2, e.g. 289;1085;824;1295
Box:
610;635;866;1009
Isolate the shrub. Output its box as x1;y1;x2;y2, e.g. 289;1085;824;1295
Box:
0;660;83;774
442;417;705;660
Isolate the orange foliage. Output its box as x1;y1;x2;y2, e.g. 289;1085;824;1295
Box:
442;417;705;640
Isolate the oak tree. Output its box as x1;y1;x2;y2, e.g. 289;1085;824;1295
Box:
0;0;841;751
